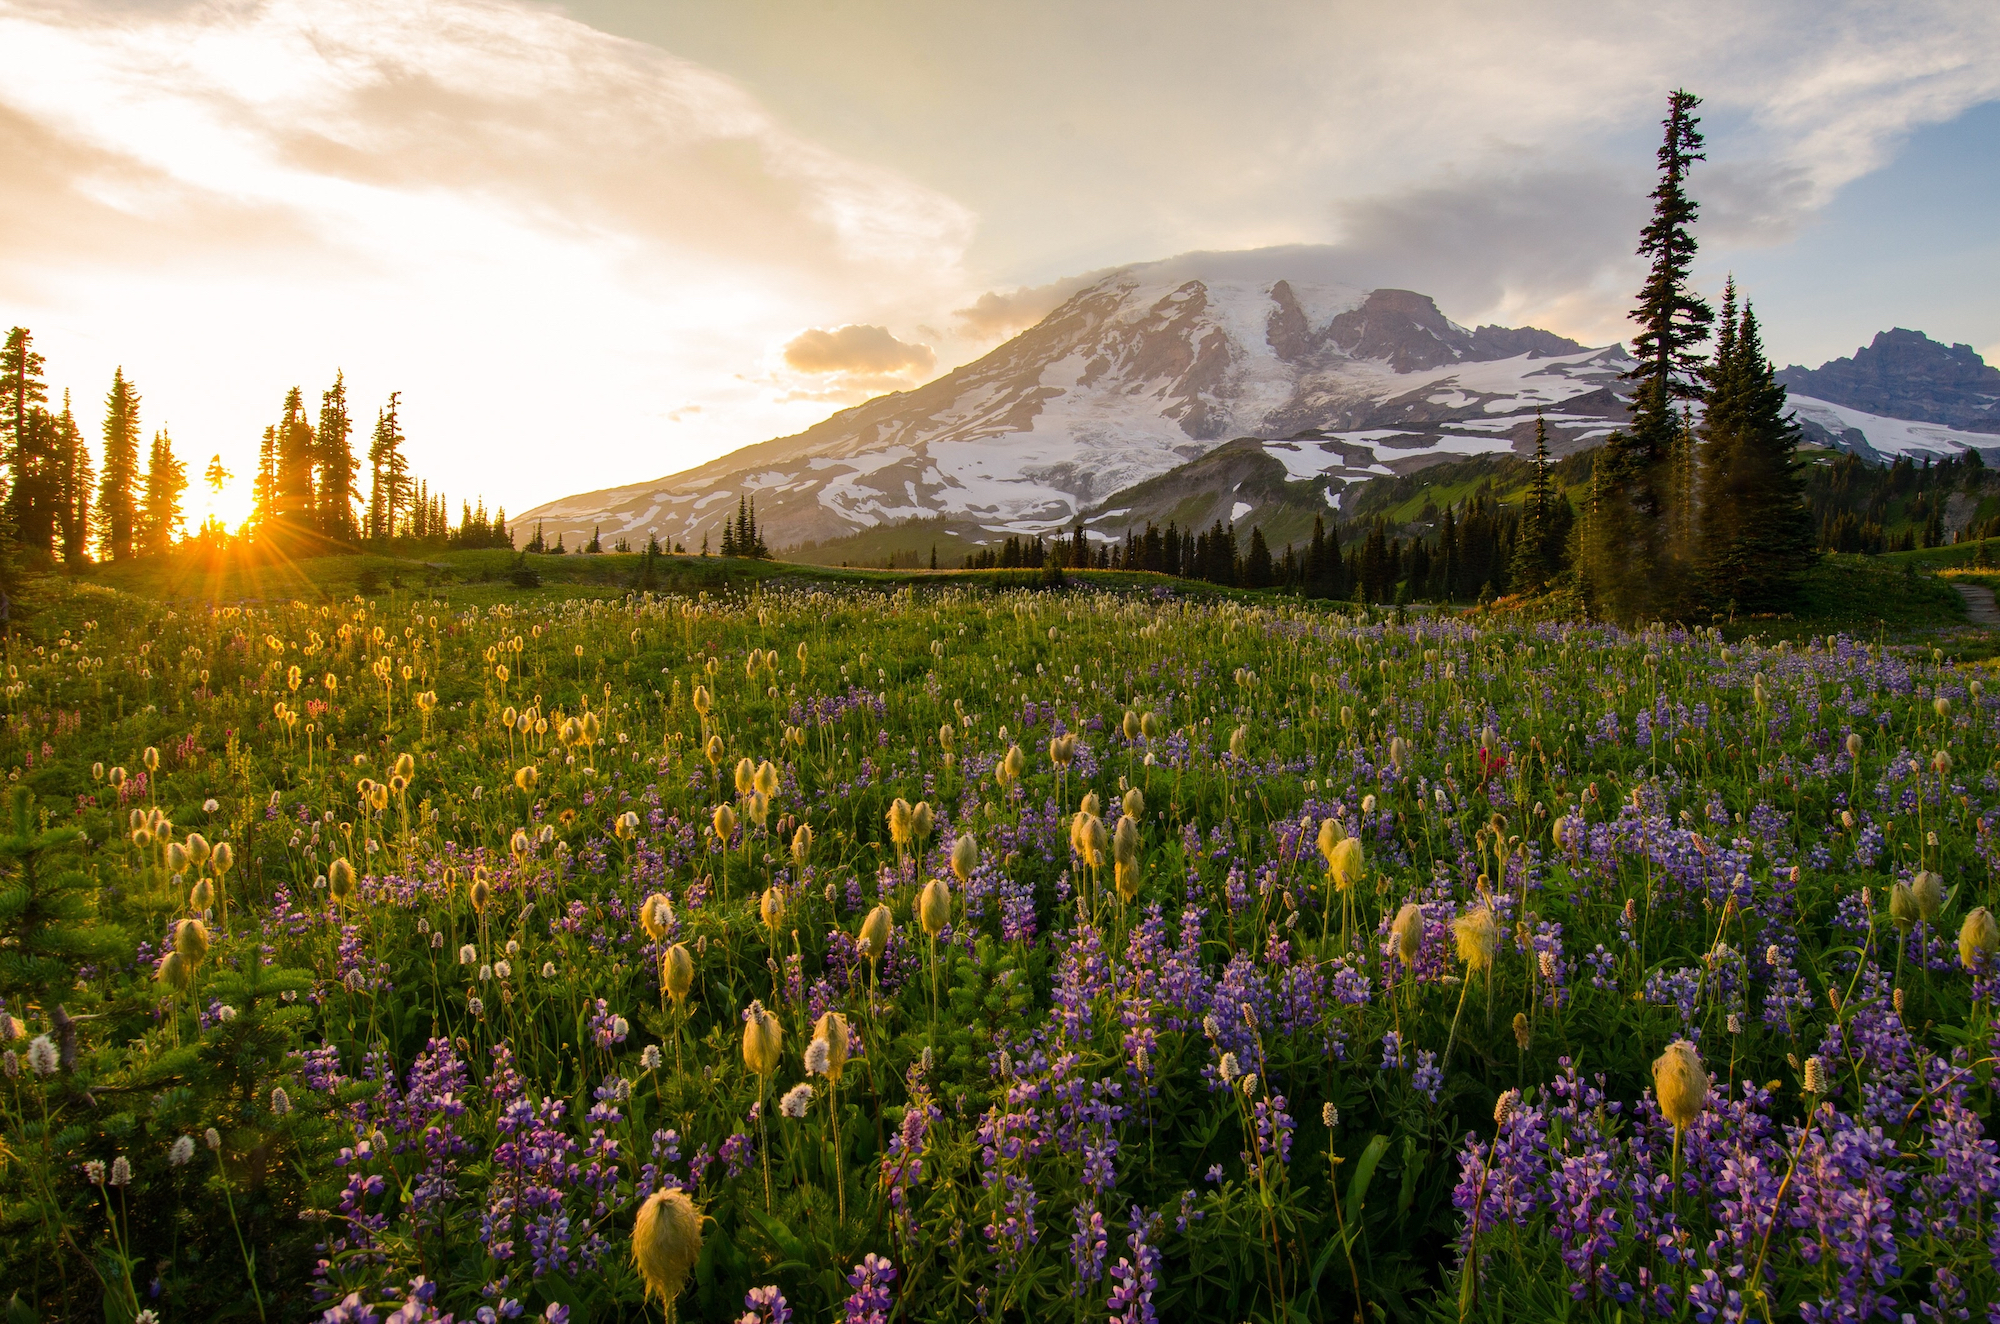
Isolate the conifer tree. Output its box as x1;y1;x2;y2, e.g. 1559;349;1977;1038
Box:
252;425;277;526
0;787;126;1002
1510;414;1560;593
1582;90;1713;622
53;393;91;564
274;387;315;529
140;429;188;556
1698;296;1815;610
317;371;358;541
366;393;407;540
95;367;142;561
2;328;50;551
585;525;602;554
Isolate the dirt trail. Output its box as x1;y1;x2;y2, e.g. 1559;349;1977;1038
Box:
1952;581;2000;626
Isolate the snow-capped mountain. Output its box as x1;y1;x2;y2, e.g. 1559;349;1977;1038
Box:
517;246;1636;550
519;246;2000;552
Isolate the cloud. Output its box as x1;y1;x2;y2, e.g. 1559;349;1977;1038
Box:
783;324;935;376
0;0;977;514
951;275;1098;340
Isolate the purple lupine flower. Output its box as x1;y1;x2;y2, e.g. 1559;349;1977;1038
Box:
841;1254;896;1324
737;1284;791;1324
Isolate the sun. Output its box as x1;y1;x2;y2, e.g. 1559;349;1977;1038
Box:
187;455;256;534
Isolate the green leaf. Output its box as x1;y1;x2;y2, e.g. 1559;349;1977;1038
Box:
1346;1133;1391;1219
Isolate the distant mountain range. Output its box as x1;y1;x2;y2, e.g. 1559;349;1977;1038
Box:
518;246;2000;557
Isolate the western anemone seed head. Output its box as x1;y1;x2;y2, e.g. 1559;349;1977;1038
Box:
753;760;779;797
692;685;711;717
951;832;977;882
157;949;193;992
1933;749;1954;778
189;878;214;912
129;808;146;832
369;783;391;813
143;746;160;772
742;999;782;1077
1079;814;1108;869
1115;857;1140;903
746;790;769;827
1911;870;1945;921
1361;794;1377;816
1079;791;1102;820
886;798;913;845
1049;733;1075;768
858;904;893;966
1652;1039;1709;1131
1959;907;1999;970
712;803;736;843
703;734;724;768
615;810;642;840
510;828;532;858
641;893;674;941
939;722;956;750
579;712;602;745
167;842;189;873
470;875;492;913
1123;710;1141;740
1890;880;1919;932
1452;906;1497;971
1388;736;1409;769
1229;726;1249;759
1000;744;1026;786
734;757;755;796
1122;787;1144;819
1391;903;1424;966
1327;837;1365;892
911;801;934;842
1846;732;1863;758
664;943;694;1001
812;1011;850;1081
919;878;951;936
631;1187;702;1307
174;917;210;963
1512;1011;1531;1049
760;886;786;931
212;841;234;874
109;766;126;788
394;752;415;781
324;856;355;904
185;833;211;867
514;766;538;792
791;823;813;866
1113;815;1140;868
1935;696;1951;718
1141;712;1161;739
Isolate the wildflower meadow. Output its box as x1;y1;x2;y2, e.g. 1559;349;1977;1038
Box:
2;581;1997;1323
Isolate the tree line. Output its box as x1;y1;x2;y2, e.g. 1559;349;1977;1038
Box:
0;334;512;565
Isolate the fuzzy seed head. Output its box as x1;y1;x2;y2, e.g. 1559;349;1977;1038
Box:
175;917;210;963
1911;870;1945;921
734;757;755;796
1959;907;2000;970
760;886;786;931
189;878;214;912
631;1187;702;1305
742;1000;783;1077
791;822;813;866
328;857;355;902
812;1011;850;1081
663;944;694;1000
1327;836;1365;892
858;905;893;965
919;878;951;936
1652;1039;1709;1131
711;803;736;843
950;832;978;881
1890;880;1919;931
1391;903;1424;967
1452;907;1497;971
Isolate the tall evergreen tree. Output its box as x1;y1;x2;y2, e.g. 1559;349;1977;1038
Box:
2;328;50;551
252;425;278;526
140;429;188;556
53;394;91;564
95;367;142;561
1509;414;1560;593
366;393;407;540
1582;89;1713;622
273;387;315;529
1698;298;1815;610
317;371;358;541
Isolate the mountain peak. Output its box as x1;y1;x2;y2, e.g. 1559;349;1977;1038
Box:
1778;328;2000;434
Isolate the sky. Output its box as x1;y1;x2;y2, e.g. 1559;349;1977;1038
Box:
1;0;1996;525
